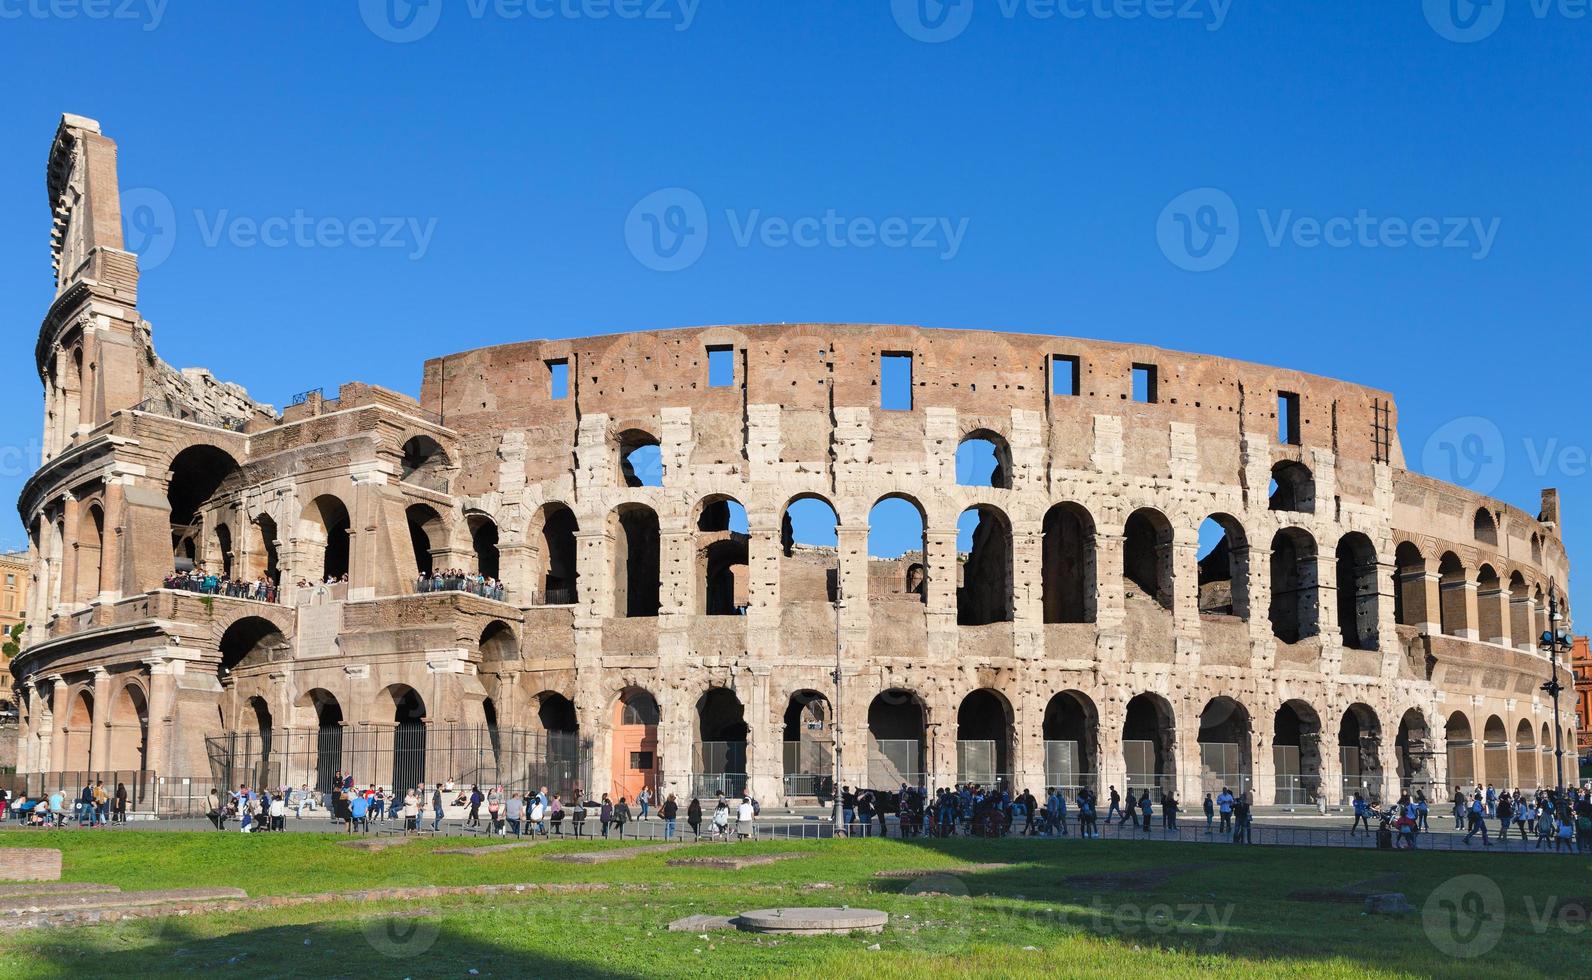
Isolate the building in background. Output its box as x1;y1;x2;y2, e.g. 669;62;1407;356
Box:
0;550;27;711
1573;636;1591;760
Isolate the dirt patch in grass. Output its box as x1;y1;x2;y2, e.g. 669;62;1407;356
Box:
1286;873;1409;904
1060;862;1212;891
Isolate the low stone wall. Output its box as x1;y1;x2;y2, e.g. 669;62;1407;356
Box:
0;848;62;882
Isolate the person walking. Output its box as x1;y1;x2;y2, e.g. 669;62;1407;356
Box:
1139;790;1153;832
599;794;614;838
737;796;756;840
687;797;702;839
614;797;631;838
431;783;445;832
1203;792;1215;834
638;786;652;821
1107;786;1122;822
661;793;678;841
467;785;483;828
1463;792;1491;846
1350;793;1371;836
506;793;524;837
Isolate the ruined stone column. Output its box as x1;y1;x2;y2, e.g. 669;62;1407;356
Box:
87;666;111;772
46;675;67;775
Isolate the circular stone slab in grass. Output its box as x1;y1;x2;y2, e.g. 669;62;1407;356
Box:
736;907;887;936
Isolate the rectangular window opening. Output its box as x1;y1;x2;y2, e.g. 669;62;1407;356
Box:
881;352;913;410
1051;355;1080;397
1131;363;1158;404
1278;391;1301;445
707;346;736;388
547;359;569;400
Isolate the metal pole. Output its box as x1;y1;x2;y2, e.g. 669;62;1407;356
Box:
831;593;846;837
1548;584;1566;795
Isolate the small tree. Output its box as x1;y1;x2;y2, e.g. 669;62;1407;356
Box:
1;620;24;660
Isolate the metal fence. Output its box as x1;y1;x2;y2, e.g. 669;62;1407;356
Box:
205;726;590;801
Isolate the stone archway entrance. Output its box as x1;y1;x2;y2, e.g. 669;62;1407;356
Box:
611;689;660;802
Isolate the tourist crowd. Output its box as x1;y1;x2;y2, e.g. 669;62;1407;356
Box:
2;780;134;826
415;570;505;601
165;567;280;603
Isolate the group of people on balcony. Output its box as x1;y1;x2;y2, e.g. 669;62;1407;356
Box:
165;567;280;604
415;569;505;601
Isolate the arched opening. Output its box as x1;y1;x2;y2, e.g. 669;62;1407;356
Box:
468;513;500;580
79;503;106;602
1393;542;1426;628
1338;704;1382;803
955;689;1013;787
305;690;343;792
611;504;660;617
1533;585;1548;643
1123;693;1176;801
1335;532;1379;650
1482;715;1509;788
1197;697;1253;798
1473;508;1498;547
478;620;517;661
213;522;233;580
534;503;579;604
536;692;579;734
868;495;927;603
108;684;149;774
867;689;926;788
1272;700;1322;804
242;694;272;788
390;686;427;793
1042;690;1098;795
1123;508;1174;611
1269;527;1318;644
781;496;839;604
406;504;447;579
1042;502;1095;623
1445;712;1475;789
1438;552;1468;637
1531;533;1543;565
1268;460;1315;513
782;691;831;799
954;431;1012;489
1396;709;1434;796
1476;564;1505;645
612;689;659;801
302;495;351;582
218;616;289;679
1514;719;1537;790
1509;572;1532;649
1541;721;1554;786
1196;514;1249;619
167;445;242;573
695;688;749;798
956;505;1013;625
243;513;280;586
531;691;580;791
696;497;749;616
63;689;93;771
400;435;450;489
617;430;663;488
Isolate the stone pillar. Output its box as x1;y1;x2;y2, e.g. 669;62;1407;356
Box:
574;526;612;622
98;480;126;602
1010;520;1043;630
1094;531;1127;631
923;528;958;618
87;667;112;772
746;670;779;803
497;541;533;603
60;494;81;612
834;526;870;634
1458;579;1480;640
1418;571;1442;635
47;675;67;775
1013;687;1046;793
1314;729;1340;807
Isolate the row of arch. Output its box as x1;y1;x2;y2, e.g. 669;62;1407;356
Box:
1393;541;1567;648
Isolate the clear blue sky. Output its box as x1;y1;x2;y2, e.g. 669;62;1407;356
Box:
0;2;1587;619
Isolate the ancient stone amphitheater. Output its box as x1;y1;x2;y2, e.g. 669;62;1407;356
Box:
11;115;1577;813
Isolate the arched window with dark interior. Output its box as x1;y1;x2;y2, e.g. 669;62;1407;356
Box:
610;503;660;617
399;435;450;490
1268;460;1315;513
1438;552;1468;636
536;503;579;604
1268;527;1318;644
1476;563;1505;645
1042;502;1095;624
697;496;749;615
1123;508;1174;611
956;504;1013;626
1335;532;1379;650
1473;508;1498;547
406;504;446;578
955;431;1012;489
469;513;500;579
1393;542;1426;628
302;494;352;581
167;445;242;576
1508;571;1531;649
1196;514;1249;620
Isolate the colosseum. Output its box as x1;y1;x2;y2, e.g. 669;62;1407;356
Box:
10;115;1578;814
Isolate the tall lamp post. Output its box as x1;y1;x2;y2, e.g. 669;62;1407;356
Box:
1537;579;1573;796
831;590;846;837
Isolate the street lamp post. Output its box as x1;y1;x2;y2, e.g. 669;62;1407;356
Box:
831;592;846;837
1538;579;1572;796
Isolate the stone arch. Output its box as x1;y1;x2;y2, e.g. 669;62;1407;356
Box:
1269;460;1315;513
616;428;663;488
695;495;749;616
694;686;750;797
300;494;352;581
384;684;428;792
1042;690;1098;793
1272;699;1323;804
1337;703;1383;803
1196;513;1249;620
1335;532;1379;650
867;688;927;787
78;501;106;602
610;503;661;618
467;511;500;579
63;686;94;771
1482;714;1509;788
1437;552;1468;636
1122;692;1176;800
167;444;242;571
1042;502;1096;624
298;688;344;792
611;687;660;801
781;690;832;799
107;680;149;772
1473;507;1498;546
1395;707;1435;796
1269;527;1319;644
956;504;1013;625
1393;541;1427;627
1445;710;1475;789
1475;563;1505;645
405;503;449;579
1123;507;1174;611
780;493;840;603
955;429;1012;489
478;619;518;661
1197;696;1253;798
868;494;928;603
530;501;579;604
217;615;290;678
1514;718;1537;790
955;688;1014;787
399;434;450;488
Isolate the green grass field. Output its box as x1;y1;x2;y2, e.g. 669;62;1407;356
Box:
0;830;1587;978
